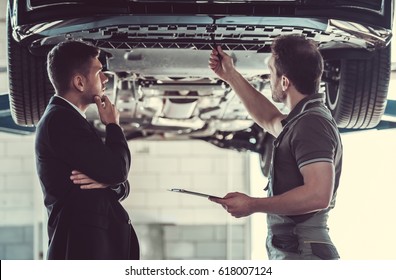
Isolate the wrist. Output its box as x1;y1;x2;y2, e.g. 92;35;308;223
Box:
249;197;261;214
226;71;243;87
104;119;119;125
106;122;120;128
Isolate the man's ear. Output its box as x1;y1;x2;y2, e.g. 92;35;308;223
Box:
72;74;84;92
281;75;290;91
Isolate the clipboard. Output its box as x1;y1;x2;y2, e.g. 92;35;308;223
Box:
168;188;221;199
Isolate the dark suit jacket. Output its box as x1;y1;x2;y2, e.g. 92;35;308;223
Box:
35;96;139;259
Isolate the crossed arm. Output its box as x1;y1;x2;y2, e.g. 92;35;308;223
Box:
70;170;109;189
63;96;130;200
69;170;130;201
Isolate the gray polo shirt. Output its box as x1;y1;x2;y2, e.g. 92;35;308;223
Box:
270;93;343;223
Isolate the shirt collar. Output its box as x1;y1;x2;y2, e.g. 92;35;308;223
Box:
54;95;86;119
281;93;325;127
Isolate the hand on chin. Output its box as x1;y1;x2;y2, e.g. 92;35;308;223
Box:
93;93;104;103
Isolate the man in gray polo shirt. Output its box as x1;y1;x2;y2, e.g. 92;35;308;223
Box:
209;34;342;260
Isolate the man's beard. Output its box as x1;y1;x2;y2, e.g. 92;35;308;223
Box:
271;88;286;103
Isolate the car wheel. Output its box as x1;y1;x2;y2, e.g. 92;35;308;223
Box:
324;46;391;129
7;12;53;126
259;134;275;177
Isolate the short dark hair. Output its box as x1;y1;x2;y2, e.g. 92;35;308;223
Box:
271;34;323;96
47;40;100;94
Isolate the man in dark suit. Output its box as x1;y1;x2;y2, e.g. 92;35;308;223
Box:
35;40;140;259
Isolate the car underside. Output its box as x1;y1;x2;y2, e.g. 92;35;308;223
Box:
6;0;395;175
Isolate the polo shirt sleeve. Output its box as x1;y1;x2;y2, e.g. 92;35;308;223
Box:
290;115;338;169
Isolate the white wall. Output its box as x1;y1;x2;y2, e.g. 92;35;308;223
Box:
125;140;247;225
329;128;396;259
0;133;36;225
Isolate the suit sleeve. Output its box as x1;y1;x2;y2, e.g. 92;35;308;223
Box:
110;180;130;201
47;111;131;185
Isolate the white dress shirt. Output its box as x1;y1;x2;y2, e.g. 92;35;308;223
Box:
54;95;86;119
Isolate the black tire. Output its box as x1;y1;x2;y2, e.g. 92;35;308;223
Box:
7;8;54;126
259;134;275;177
324;46;391;129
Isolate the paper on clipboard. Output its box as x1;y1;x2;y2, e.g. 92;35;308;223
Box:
168;188;221;199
